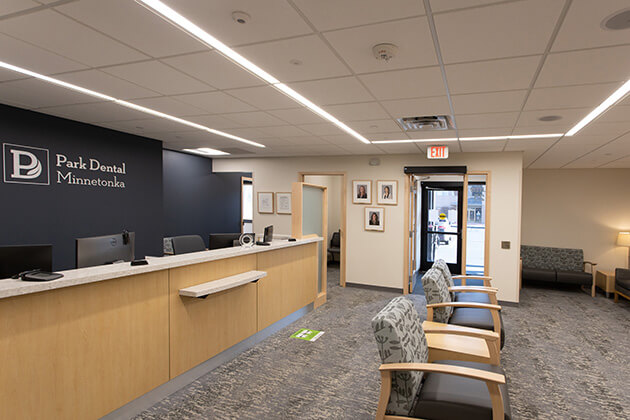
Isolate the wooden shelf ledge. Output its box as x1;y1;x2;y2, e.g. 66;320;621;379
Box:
179;270;267;299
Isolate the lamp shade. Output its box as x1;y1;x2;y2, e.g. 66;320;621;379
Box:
618;232;630;247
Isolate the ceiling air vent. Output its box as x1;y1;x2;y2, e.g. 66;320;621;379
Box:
221;147;255;155
396;115;455;132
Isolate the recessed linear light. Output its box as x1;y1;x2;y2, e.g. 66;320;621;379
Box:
183;147;229;156
0;60;265;149
135;0;371;145
372;134;563;144
566;79;630;136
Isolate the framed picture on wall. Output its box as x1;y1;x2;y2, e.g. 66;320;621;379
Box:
377;180;398;205
257;192;274;214
352;180;371;204
276;192;292;214
365;207;384;231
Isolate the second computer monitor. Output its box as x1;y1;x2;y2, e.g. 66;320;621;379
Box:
263;225;273;243
208;233;241;250
76;232;135;269
0;245;53;279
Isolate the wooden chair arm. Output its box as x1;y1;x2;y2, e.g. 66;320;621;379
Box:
449;286;498;293
452;275;493;280
427;302;502;311
379;362;505;384
422;321;500;341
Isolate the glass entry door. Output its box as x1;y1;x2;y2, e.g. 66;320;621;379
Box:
420;182;463;273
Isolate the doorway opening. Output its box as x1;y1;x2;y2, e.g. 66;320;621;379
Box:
406;172;490;295
300;172;346;287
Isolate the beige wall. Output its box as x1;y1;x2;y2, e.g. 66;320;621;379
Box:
522;169;630;271
304;175;343;243
214;152;523;302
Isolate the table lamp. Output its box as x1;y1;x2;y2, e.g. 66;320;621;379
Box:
618;231;630;268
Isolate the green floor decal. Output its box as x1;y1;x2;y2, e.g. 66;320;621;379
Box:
291;328;324;342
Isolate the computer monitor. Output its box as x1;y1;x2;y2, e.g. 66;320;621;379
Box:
0;245;53;279
76;232;135;269
208;233;241;250
263;225;274;243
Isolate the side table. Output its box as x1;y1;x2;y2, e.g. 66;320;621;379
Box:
595;270;615;298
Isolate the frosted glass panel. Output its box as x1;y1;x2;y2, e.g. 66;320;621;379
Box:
303;185;323;293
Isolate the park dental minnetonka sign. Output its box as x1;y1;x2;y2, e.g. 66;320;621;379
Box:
3;143;127;189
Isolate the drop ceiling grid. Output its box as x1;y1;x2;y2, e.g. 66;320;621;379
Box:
0;0;626;164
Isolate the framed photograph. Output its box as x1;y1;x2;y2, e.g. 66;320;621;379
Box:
276;192;292;214
365;207;385;232
257;192;274;214
352;180;372;204
377;180;398;205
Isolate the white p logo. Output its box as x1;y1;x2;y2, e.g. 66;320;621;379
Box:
3;143;50;185
11;149;42;179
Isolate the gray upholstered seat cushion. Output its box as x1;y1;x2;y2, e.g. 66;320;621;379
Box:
450;307;506;349
616;269;630;294
413;360;511;420
556;270;592;285
522;267;556;283
372;297;429;416
421;267;453;323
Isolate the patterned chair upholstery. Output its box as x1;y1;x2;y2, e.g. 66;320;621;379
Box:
372;296;429;416
422;267;505;349
434;259;491;304
521;245;594;286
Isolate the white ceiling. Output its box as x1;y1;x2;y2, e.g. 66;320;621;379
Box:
0;0;629;167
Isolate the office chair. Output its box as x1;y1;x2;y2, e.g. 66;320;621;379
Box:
328;231;341;262
171;235;206;255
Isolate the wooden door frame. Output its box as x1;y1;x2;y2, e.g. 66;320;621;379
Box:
402;171;492;292
298;172;347;287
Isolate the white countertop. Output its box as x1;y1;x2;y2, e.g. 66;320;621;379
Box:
0;237;322;300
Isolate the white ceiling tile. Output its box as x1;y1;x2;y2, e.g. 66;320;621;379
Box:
321;134;367;145
0;32;86;75
528;141;598;168
456;128;514;137
0;0;39;15
222;127;274;140
460;140;506;152
515;108;591;129
445;56;541;94
102;61;212;96
225;86;299;110
294;0;424;31
263;136;328;146
128;96;206;116
601;155;630;168
185;114;245;129
324;17;438;73
99;117;194;134
268;108;326;125
455;112;519;129
537;45;630;88
236;35;351;83
323;102;390;121
359;67;446;100
524;82;621;110
596;105;630;124
504;137;557;151
337;144;386;155
430;0;512;13
161;51;263;90
348;119;404;134
160;0;312;46
36;102;150;123
434;0;564;63
172;91;256;114
56;69;159;100
552;0;630;51
0;67;25;82
407;131;458;140
259;125;310;137
0;78;99;109
561;134;613;147
220;111;286;127
287;77;374;106
578;120;630;137
381;96;452;117
56;0;204;57
451;90;526;114
296;122;346;136
0;10;148;66
367;131;412;141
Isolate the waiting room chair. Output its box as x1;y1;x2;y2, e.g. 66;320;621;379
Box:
328;231;340;262
422;267;505;349
372;296;511;420
171;235;206;255
434;259;498;305
614;268;630;303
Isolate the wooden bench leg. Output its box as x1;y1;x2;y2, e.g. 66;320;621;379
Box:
615;292;619;303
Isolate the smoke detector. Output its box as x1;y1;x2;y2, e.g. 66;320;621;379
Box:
372;43;398;62
601;8;630;30
232;11;251;24
396;115;455;132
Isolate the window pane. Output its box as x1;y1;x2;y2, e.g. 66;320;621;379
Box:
427;190;458;233
426;232;457;264
466;183;485;275
242;183;253;221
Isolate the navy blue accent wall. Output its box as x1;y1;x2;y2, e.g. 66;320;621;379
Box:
163;150;250;246
0;104;164;270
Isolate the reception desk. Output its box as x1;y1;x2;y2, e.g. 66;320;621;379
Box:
0;238;321;419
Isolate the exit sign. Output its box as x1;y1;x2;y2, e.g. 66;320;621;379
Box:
427;145;449;159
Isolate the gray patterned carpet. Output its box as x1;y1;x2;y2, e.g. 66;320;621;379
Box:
134;267;630;420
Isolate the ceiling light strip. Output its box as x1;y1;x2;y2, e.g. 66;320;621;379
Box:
0;60;264;148
135;0;372;145
372;138;459;144
372;134;563;144
565;79;630;136
183;147;229;156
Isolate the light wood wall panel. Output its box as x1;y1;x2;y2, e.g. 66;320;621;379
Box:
0;271;169;420
169;255;258;377
257;243;317;330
